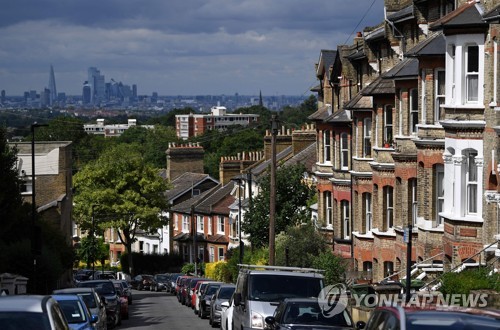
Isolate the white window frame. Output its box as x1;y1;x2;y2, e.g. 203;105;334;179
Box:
435;69;445;123
435;165;444;226
323;130;331;163
384;105;393;144
409;178;418;226
465;150;478;215
182;215;189;233
218;247;224;261
384;186;394;230
363;118;372;157
364;193;372;232
197;215;204;232
409;89;418;134
341;200;350;239
324;191;332;228
217;215;225;234
465;44;479;103
209;247;215;262
340;133;349;170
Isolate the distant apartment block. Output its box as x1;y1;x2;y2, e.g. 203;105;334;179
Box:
84;118;154;137
175;106;259;140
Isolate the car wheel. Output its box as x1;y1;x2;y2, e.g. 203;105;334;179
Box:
116;310;122;326
209;314;212;325
199;309;204;319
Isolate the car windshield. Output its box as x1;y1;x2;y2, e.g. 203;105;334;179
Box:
218;287;235;300
156;275;168;281
78;293;97;308
0;312;51;329
58;300;87;324
205;285;221;296
249;275;322;302
283;302;352;326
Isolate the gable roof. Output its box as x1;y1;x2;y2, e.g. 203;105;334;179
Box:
405;32;445;57
429;1;488;31
308;104;332;121
316;50;337;78
326;109;352;123
282;142;317;173
165;172;218;202
196;181;236;214
170;187;216;214
382;57;418;80
387;5;414;23
344;92;373;110
361;76;395;96
250;146;293;179
483;5;500;21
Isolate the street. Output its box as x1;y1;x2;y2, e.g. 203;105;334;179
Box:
118;289;212;330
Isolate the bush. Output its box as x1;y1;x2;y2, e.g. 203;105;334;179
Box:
440;267;500;297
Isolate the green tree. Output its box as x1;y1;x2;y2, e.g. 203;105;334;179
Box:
31;117;87;143
242;164;315;247
312;252;348;286
275;223;328;268
280;95;317;129
76;236;109;269
72;143;170;276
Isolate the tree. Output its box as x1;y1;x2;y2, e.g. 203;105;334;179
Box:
275;223;328;268
76;236;109;269
72;143;170;276
242;164;315;247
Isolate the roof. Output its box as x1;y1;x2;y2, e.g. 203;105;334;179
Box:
283;142;317;173
316;50;337;77
429;1;488;31
196;181;235;214
344;93;373;110
364;25;385;42
308;104;331;121
386;5;414;23
165;172;217;202
170;187;216;214
250;146;293;178
325;109;352;123
382;57;418;80
0;295;51;313
483;5;500;21
347;49;366;61
361;76;395;96
405;32;445;57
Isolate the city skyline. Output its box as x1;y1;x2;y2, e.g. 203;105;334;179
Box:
0;0;383;97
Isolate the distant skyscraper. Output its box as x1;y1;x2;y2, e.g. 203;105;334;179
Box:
82;81;91;105
1;90;5;104
132;84;137;99
88;67;105;104
48;65;57;105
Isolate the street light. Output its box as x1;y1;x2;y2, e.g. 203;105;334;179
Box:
91;204;98;278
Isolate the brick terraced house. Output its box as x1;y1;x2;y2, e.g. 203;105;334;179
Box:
309;0;500;284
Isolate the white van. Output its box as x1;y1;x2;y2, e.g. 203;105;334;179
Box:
231;264;324;330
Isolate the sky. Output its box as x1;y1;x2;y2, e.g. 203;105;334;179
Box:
0;0;384;97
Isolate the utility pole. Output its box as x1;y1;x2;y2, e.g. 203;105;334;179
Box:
405;224;412;303
269;115;279;265
192;205;197;276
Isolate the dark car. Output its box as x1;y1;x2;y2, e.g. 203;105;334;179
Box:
185;278;206;307
53;287;108;330
130;274;156;291
153;274;170;292
168;273;182;294
209;283;236;327
77;279;122;328
113;279;132;304
199;282;222;319
363;305;500;330
265;297;356;330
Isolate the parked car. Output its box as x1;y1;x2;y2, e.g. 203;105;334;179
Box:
265;297;356;330
209;283;236;327
130;274;156;291
53;287;108;330
220;297;234;330
113;279;133;305
52;294;98;330
77;279;122;328
199;282;222;319
111;281;129;320
0;295;69;330
185;278;206;307
153;274;170;292
168;273;182;294
194;281;215;315
363;305;500;330
175;275;192;300
231;265;324;330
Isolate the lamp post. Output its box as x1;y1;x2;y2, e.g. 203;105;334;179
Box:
269;115;279;265
91;205;96;278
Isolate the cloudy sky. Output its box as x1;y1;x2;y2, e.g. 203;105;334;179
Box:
0;0;384;97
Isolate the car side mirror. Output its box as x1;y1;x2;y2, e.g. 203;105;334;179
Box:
265;316;275;326
356;321;366;329
91;314;99;323
233;293;242;306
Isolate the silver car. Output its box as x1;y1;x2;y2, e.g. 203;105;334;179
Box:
53;287;108;330
0;295;69;329
209;284;236;327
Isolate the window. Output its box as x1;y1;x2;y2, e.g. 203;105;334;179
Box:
217;216;225;233
323;130;331;163
182;215;189;232
209;247;215;262
465;150;478;214
384;186;394;230
341;200;350;239
218;247;224;261
363;261;373;272
197;215;204;232
384;105;393;144
384;261;394;277
363;118;372;157
409;89;418;134
340;133;349;169
364;193;372;232
409;179;418;226
20;178;33;194
324;191;332;227
435;165;444;225
466;45;479;103
435;69;445;122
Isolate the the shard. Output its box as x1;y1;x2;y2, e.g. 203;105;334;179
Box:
48;65;57;105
